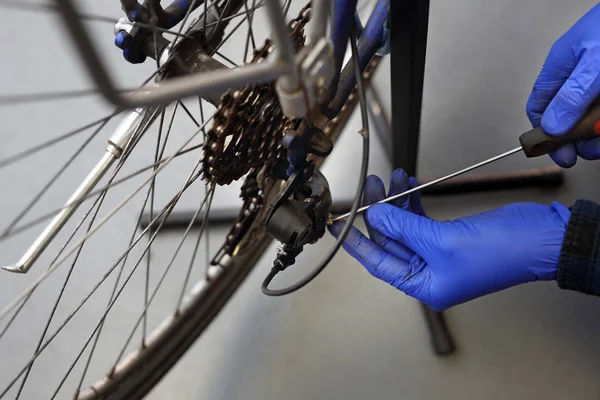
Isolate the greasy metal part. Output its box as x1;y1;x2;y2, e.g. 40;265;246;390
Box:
2;108;160;274
139;56;383;236
54;0;296;107
330;146;524;222
264;167;332;247
162;34;230;105
202;5;311;185
261;25;371;296
213;57;382;266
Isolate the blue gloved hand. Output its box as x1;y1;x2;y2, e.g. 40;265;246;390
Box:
526;3;600;167
330;169;571;311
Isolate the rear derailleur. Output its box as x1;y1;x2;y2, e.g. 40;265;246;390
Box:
264;121;334;274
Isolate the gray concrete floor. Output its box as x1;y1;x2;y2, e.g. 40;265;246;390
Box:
1;0;600;399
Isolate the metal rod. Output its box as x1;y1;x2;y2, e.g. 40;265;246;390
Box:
331;146;523;222
309;0;330;44
263;0;300;92
53;0;294;108
2;108;159;274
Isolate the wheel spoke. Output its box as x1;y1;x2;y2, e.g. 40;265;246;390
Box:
142;103;178;346
178;101;201;128
1;118;109;236
0;110;121;170
0;1;194;39
208;0;233;41
175;183;215;311
201;2;265;31
170;0;203;52
0;89;100;107
74;106;175;395
0;1;118;23
52;162;206;397
243;0;258;63
0;115;214;325
14;163;118;400
74;104;180;392
112;183;215;369
0;150;133;343
215;51;239;67
0;154;205;398
198;97;206;128
0;141;203;243
213;1;264;53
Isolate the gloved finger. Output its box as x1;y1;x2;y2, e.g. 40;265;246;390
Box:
363;175;386;241
329;220;415;287
526;42;576;127
356;175;414;260
363;175;412;259
366;203;434;255
408;177;427;217
388;169;412;210
367;170;419;259
526;69;571;128
575;137;600;160
541;47;600;136
549;143;577;168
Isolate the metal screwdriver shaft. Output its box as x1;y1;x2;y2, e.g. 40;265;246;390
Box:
330;146;523;223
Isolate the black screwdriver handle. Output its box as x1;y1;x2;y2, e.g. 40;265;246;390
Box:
520;102;600;157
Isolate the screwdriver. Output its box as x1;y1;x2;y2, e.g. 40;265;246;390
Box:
330;101;600;223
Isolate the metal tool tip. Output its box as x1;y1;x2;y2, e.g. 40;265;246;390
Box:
2;264;26;273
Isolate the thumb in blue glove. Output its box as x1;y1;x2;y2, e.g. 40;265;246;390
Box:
526;3;600;167
330;170;571;311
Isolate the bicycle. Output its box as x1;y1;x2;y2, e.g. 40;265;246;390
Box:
0;0;389;398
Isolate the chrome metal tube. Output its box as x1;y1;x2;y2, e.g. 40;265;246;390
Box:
309;0;330;44
3;152;116;273
263;0;300;92
2;108;157;273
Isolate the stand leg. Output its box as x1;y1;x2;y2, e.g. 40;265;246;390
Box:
390;0;457;356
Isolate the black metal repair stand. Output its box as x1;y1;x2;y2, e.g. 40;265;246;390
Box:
142;0;565;356
391;0;455;356
389;0;562;356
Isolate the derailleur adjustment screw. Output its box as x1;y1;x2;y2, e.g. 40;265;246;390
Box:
326;214;333;226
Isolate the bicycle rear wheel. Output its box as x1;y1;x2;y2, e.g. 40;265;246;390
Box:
0;1;381;398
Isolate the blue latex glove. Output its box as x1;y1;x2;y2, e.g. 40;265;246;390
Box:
330;170;571;311
527;3;600;167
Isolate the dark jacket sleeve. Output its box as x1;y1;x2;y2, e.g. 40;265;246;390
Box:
557;199;600;296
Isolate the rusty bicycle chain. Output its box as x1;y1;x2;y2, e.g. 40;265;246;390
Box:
207;4;312;265
202;3;311;186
